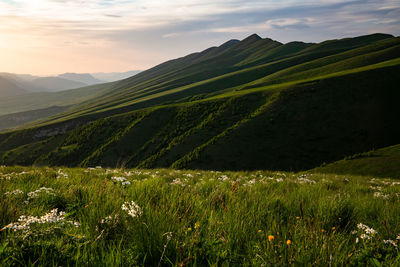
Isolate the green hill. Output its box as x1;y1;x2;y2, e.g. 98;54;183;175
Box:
0;33;399;172
311;144;400;178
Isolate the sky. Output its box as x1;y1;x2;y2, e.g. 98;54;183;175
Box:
0;0;399;75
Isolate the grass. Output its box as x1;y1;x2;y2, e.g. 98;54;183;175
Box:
312;144;400;179
1;166;400;266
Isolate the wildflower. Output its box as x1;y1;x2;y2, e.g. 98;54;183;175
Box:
218;175;229;181
287;240;292;245
121;201;142;218
1;209;79;231
360;234;371;239
296;217;300;220
4;189;24;196
111;176;130;186
332;227;336;231
383;240;398;247
258;229;263;233
321;229;325;233
356;237;359;243
187;227;192;232
194;222;200;230
357;223;377;235
268;235;275;241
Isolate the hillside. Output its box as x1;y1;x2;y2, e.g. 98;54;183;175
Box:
30;77;88;92
58;73;105;85
0;33;399;171
312;144;400;178
0;106;68;131
0;76;28;97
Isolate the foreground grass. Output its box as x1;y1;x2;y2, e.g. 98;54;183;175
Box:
1;166;400;266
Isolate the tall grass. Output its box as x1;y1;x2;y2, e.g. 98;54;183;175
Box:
1;166;399;266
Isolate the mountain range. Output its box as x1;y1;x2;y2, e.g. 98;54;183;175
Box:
0;70;141;96
0;33;399;172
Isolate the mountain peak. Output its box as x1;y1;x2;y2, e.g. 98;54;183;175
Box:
242;34;262;42
219;39;240;49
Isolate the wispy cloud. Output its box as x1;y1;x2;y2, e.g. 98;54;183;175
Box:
0;0;399;75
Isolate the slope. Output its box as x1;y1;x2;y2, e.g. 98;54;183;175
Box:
0;76;29;97
0;59;399;171
30;77;88;92
28;34;396;127
0;33;399;172
311;144;400;178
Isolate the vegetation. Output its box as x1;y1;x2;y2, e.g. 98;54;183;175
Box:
1;166;400;266
313;144;400;179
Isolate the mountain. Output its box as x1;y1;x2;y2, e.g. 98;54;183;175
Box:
0;76;29;97
0;33;399;172
58;73;105;85
29;77;88;92
91;70;141;82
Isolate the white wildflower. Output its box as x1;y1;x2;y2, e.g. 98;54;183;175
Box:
218;175;229;182
383;240;398;247
1;209;79;231
297;177;316;184
373;192;389;199
357;223;377;236
121;201;142;218
360;234;371;239
111;176;130;186
27;187;55;201
4;189;24;196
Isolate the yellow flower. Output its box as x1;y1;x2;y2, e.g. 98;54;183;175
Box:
194;222;200;229
287;240;292;245
321;229;325;233
268;235;274;241
187;227;192;232
258;229;263;233
332;227;336;230
296;217;300;220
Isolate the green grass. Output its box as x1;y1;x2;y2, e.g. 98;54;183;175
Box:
1;166;400;266
312;144;400;178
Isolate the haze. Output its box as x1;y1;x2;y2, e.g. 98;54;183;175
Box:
0;0;399;75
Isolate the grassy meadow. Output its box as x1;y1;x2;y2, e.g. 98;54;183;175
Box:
1;166;400;266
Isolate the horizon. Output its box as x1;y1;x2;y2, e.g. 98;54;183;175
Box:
0;0;399;75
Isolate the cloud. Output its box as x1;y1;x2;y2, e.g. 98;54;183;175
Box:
0;0;399;75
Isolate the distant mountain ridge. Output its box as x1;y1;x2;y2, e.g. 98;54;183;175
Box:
0;70;141;97
58;73;105;85
0;33;399;172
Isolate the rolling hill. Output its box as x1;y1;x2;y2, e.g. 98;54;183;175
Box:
0;33;399;172
0;76;28;97
30;77;87;92
58;73;105;85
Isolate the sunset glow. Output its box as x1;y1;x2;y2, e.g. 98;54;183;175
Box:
0;0;399;75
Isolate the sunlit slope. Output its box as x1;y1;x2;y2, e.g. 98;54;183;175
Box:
1;59;399;171
34;33;395;125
